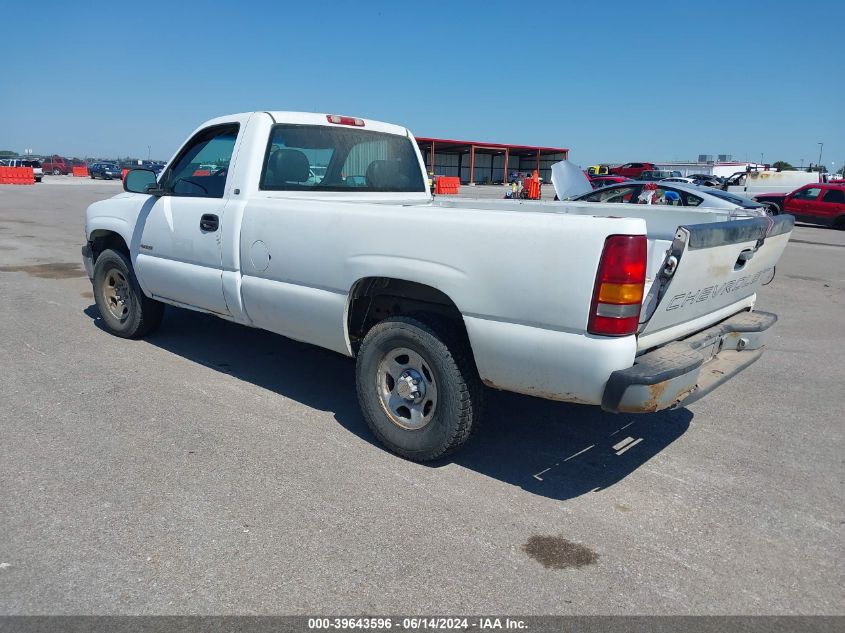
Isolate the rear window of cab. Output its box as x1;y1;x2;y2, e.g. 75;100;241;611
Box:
259;124;425;193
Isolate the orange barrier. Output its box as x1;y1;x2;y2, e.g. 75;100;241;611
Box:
72;166;89;177
434;176;460;195
192;169;211;177
0;166;35;185
121;168;129;180
526;170;541;200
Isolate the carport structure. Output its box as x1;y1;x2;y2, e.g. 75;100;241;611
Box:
416;137;568;185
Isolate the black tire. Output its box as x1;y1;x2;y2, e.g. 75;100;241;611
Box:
92;249;163;338
355;316;483;461
764;202;781;215
53;168;61;175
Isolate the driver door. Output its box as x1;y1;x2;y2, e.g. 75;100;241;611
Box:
134;123;240;315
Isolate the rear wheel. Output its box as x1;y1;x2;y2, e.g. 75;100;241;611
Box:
52;168;61;175
92;249;163;338
834;216;845;230
355;316;483;461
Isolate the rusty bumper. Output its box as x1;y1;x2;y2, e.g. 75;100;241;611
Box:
601;310;777;413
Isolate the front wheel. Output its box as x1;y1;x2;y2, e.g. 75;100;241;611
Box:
763;202;781;215
356;316;483;461
53;168;61;175
92;249;163;338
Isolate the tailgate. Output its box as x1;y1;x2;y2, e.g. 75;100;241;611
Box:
638;214;794;343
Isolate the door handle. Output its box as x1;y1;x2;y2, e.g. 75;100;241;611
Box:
200;214;219;232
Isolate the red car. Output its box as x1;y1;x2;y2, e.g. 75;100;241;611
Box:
40;155;72;175
756;183;845;228
609;162;656;179
589;175;628;189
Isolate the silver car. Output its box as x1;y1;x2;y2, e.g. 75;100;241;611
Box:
574;180;768;214
2;158;44;182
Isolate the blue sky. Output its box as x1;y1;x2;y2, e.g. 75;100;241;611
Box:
1;1;841;170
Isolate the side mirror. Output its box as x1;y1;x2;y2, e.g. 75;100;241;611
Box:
124;168;163;195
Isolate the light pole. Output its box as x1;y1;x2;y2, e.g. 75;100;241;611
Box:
760;152;764;167
800;158;804;169
147;145;151;161
817;142;823;171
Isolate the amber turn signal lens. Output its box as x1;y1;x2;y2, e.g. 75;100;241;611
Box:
597;282;644;304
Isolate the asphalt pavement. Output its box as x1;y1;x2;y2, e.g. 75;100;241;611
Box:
0;180;842;614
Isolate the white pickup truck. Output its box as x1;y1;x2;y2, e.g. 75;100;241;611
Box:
82;111;794;461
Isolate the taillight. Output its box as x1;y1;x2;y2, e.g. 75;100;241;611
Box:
588;235;647;337
326;114;365;127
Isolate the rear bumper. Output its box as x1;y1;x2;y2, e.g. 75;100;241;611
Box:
601;310;777;413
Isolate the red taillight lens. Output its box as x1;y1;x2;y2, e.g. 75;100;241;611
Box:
326;114;365;127
588;234;647;337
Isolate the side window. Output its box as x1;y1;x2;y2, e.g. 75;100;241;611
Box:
164;124;239;198
582;185;640;203
655;188;683;205
821;189;844;203
794;187;821;200
681;192;703;206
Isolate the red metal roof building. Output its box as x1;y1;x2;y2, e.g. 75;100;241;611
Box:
416;137;568;185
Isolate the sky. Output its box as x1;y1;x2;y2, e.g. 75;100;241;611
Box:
1;1;842;170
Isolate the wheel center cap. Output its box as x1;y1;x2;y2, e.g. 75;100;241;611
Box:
396;369;425;401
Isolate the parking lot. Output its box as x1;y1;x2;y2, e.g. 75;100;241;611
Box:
1;180;842;614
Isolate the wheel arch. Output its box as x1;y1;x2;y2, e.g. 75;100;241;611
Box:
345;276;469;356
88;229;130;262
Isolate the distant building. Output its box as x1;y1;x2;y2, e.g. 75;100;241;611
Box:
655;160;768;179
416;137;568;185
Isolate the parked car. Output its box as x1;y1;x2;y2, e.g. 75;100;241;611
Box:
82;111;793;461
89;162;123;180
589;175;628;189
609;162;656;179
688;173;723;185
140;160;166;176
640;169;682;181
574;181;767;213
755;184;845;226
509;170;542;184
661;177;696;184
41;155;71;175
689;175;723;187
2;158;43;182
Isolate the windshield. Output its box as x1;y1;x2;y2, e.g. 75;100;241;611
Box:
260;124;425;193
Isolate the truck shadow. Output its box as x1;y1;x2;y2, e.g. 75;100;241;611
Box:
83;305;692;501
